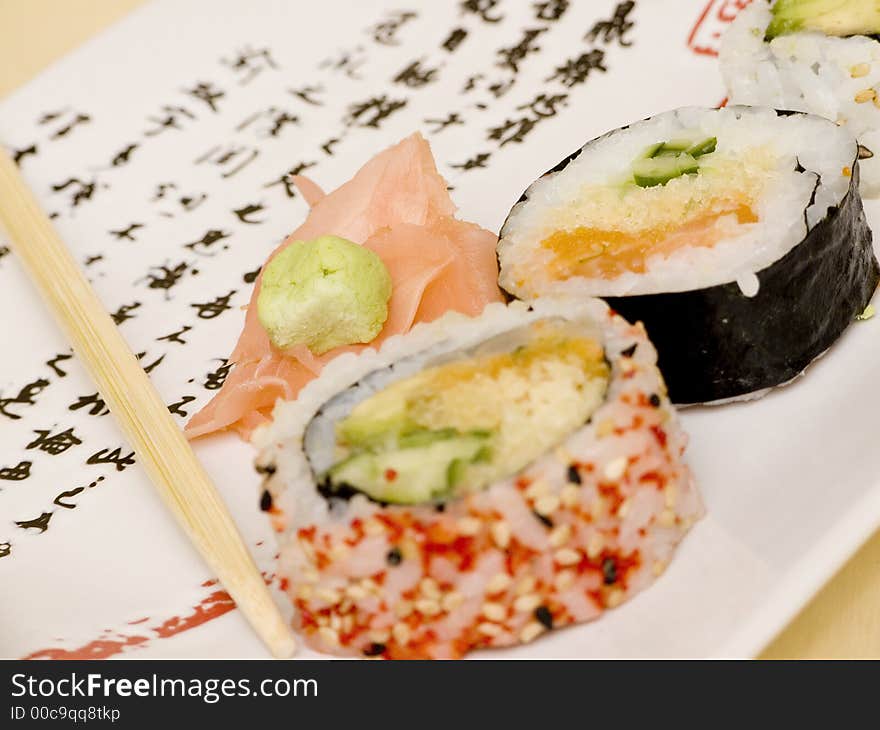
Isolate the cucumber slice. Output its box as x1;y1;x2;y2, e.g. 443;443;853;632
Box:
687;137;717;157
641;141;665;159
632;153;699;187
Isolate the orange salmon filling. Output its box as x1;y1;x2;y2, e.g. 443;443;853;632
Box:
540;202;759;279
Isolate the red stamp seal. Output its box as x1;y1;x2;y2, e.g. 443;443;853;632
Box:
688;0;753;57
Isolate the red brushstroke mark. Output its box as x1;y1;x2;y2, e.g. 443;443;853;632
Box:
22;589;236;659
153;590;236;638
23;635;151;660
22;570;280;660
688;0;752;57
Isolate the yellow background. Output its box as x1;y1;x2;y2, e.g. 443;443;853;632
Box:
1;0;878;659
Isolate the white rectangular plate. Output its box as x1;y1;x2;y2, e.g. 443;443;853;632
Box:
1;0;877;659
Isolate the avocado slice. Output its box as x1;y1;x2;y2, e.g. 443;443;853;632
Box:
766;0;880;39
326;432;491;504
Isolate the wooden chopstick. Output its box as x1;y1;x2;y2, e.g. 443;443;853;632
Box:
0;148;296;658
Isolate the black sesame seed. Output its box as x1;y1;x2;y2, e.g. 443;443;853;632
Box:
534;605;554;630
386;547;403;566
363;642;386;657
566;464;582;485
259;490;273;512
648;393;661;408
602;557;618;585
435;503;446;513
532;510;554;529
620;343;637;358
255;462;277;475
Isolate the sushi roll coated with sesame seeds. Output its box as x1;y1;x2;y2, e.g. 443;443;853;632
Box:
253;298;701;659
497;106;878;404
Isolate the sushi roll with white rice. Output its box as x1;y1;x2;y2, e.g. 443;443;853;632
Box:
498;106;878;404
720;0;880;195
254;298;701;659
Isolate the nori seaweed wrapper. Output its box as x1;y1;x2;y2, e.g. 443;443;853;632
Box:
500;112;879;404
604;161;878;403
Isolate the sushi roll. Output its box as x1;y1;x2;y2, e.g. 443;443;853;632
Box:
254;298;701;659
720;0;880;195
497;106;878;404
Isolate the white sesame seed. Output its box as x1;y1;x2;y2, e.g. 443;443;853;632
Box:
298;539;316;562
591;497;608;520
316;615;329;627
392;622;411;645
369;629;390;644
482;602;507;622
486;573;513;594
316;587;342;605
554;446;573;463
414;598;442;616
851;63;870;78
330;543;350;561
554;547;581;566
534;494;560;516
616;499;630;519
295;584;313;600
560;484;580;508
604;457;628;481
657;509;676;528
360;577;380;594
441;591;464;611
519;621;545;643
514;593;542;613
587;532;604;560
652;561;667;577
457;517;482;536
548;523;572;548
855;88;876;103
524;480;550;499
515;576;536;596
596;419;615;438
620;358;636;373
478;622;503;637
554;570;575;591
664;482;678;509
302;568;319;583
345;584;368;600
419;577;440;600
329;613;342;631
341;614;354;634
395;600;413;619
318;626;339;645
364;519;384;536
338;598;354;614
490;521;511;549
605;588;624;609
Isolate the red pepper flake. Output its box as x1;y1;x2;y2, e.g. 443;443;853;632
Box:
651;425;668;448
279;577;290;591
384;468;398;481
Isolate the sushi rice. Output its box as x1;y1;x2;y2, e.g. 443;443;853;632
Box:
253;298;702;659
721;0;880;195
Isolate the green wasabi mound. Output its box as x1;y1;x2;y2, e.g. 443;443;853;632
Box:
767;0;880;39
257;235;392;354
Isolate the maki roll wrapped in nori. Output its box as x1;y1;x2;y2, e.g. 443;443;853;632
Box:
497;106;878;404
255;299;701;658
